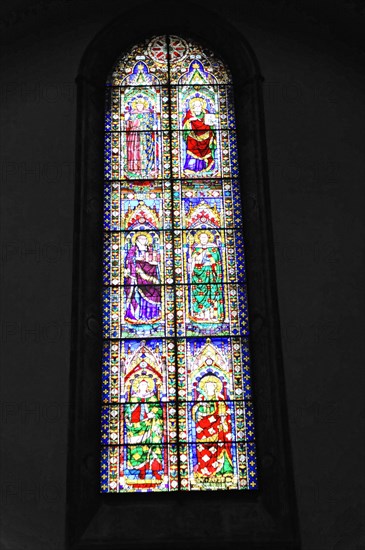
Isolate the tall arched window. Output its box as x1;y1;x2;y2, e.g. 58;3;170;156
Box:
100;36;258;492
68;7;299;547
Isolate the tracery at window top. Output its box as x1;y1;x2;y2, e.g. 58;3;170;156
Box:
101;35;258;492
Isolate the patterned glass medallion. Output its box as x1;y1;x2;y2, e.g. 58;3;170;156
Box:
101;35;258;492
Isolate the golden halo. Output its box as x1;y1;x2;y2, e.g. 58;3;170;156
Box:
198;374;223;395
189;96;207;111
131;97;149;110
193;230;215;244
132;231;153;245
131;376;155;394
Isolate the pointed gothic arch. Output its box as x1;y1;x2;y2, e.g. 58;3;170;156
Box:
67;2;300;548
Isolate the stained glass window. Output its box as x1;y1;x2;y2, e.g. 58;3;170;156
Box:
100;35;258;492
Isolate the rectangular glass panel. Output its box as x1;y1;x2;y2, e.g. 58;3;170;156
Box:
170;85;235;130
175;337;252;401
101;445;179;492
109;86;171;132
104;180;172;231
102;286;175;339
101;339;176;403
172;229;245;284
105;131;170;180
101;403;177;445
174;284;249;337
171;130;238;179
178;400;254;443
103;231;172;286
172;179;243;230
179;442;242;490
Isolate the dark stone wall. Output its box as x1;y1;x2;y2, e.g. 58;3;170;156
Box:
1;1;364;549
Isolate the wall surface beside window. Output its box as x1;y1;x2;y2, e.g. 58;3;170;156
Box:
0;1;364;549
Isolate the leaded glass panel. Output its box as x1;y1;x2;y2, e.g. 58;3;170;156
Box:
101;35;258;492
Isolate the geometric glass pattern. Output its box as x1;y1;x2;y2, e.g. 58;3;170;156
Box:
101;35;258;492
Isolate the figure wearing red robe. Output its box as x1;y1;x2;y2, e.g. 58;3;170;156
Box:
192;375;234;480
182;97;216;174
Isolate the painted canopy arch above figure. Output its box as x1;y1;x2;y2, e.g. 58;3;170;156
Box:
102;34;258;492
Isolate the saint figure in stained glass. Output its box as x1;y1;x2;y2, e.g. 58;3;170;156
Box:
182;96;217;175
124;232;161;324
125;97;158;178
124;376;164;486
188;231;224;323
192;375;234;480
101;35;258;493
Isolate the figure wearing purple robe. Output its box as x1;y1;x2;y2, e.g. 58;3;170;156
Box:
124;234;161;325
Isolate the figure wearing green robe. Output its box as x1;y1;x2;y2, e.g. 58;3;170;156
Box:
189;232;224;323
124;379;164;483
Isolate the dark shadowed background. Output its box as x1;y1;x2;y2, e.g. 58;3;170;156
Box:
0;1;364;549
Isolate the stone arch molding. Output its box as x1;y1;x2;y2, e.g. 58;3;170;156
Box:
67;3;300;548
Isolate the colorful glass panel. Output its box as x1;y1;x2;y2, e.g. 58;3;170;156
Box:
101;36;258;493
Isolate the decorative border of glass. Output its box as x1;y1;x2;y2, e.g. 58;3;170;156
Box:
101;35;258;492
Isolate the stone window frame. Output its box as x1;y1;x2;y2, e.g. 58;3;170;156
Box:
66;3;300;549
